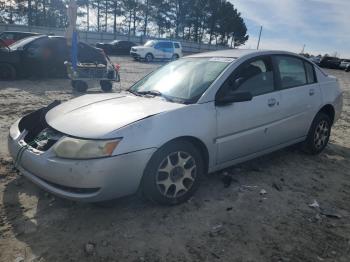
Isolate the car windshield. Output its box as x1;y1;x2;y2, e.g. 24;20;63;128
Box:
9;35;45;50
110;40;119;44
144;40;155;47
130;57;234;103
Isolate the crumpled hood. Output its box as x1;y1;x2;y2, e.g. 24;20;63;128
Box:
46;93;185;139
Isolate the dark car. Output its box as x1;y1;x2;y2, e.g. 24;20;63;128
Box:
96;40;136;55
319;56;341;69
0;35;108;80
0;31;40;47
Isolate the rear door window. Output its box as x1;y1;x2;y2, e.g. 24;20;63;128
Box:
275;56;307;89
157;42;172;49
118;41;128;48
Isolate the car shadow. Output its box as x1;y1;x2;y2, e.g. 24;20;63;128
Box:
2;142;350;261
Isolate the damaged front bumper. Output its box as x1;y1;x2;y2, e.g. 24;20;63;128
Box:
8;106;156;202
130;51;141;59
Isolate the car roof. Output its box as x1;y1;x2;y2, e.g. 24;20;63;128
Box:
1;31;40;35
187;49;303;59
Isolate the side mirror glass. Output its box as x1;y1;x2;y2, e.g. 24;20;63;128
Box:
216;91;253;106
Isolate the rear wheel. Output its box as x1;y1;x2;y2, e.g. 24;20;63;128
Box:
145;53;154;62
0;63;16;80
71;80;88;93
302;112;332;154
100;80;113;92
142;140;204;205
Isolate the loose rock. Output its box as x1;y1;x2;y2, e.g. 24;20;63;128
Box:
260;189;267;195
84;242;95;255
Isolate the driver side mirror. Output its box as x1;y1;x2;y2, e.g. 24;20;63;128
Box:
216;91;253;106
234;77;245;89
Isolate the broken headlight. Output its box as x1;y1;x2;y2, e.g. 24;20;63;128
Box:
53;137;122;159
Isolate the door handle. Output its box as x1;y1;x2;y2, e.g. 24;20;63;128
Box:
268;98;276;107
309;89;315;96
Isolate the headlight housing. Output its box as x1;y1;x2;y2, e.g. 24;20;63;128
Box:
9;119;21;140
53;137;122;159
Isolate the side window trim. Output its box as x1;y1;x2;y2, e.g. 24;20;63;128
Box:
304;60;318;84
215;55;277;100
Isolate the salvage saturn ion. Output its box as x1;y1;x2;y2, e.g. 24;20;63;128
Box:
8;50;343;205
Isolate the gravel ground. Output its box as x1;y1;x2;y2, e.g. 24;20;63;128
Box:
0;56;349;262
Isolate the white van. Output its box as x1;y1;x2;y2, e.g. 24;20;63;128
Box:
130;40;183;62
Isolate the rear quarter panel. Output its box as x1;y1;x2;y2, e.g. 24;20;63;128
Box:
316;67;343;122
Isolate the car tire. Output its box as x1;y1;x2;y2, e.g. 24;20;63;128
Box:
100;80;113;92
172;54;179;60
302;112;332;155
142;140;204;205
145;53;153;63
71;80;88;93
0;63;16;80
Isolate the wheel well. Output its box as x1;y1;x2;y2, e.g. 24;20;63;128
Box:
166;136;209;173
0;63;16;79
319;104;335;124
145;52;153;57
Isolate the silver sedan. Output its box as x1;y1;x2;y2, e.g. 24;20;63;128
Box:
8;50;343;205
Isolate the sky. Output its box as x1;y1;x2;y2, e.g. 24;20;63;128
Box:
230;0;350;58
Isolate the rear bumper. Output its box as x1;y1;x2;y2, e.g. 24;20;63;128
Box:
8;122;156;202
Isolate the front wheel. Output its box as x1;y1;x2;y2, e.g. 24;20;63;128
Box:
172;54;179;60
302;112;332;154
144;53;154;63
0;63;16;80
71;80;88;93
142;141;204;205
100;80;113;92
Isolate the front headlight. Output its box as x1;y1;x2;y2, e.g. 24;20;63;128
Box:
53;137;122;159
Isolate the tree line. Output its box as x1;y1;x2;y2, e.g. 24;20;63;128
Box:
0;0;249;47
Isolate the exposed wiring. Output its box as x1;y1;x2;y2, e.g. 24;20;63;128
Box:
14;133;49;169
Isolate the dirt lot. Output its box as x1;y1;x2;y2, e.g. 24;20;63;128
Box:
0;56;349;262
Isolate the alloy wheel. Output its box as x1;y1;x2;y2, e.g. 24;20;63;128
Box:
145;54;153;62
156;151;197;198
314;120;329;149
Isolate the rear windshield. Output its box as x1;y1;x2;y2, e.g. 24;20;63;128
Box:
9;36;45;50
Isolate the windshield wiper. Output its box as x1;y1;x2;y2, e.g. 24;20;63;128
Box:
129;89;187;104
126;89;142;96
136;90;162;96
